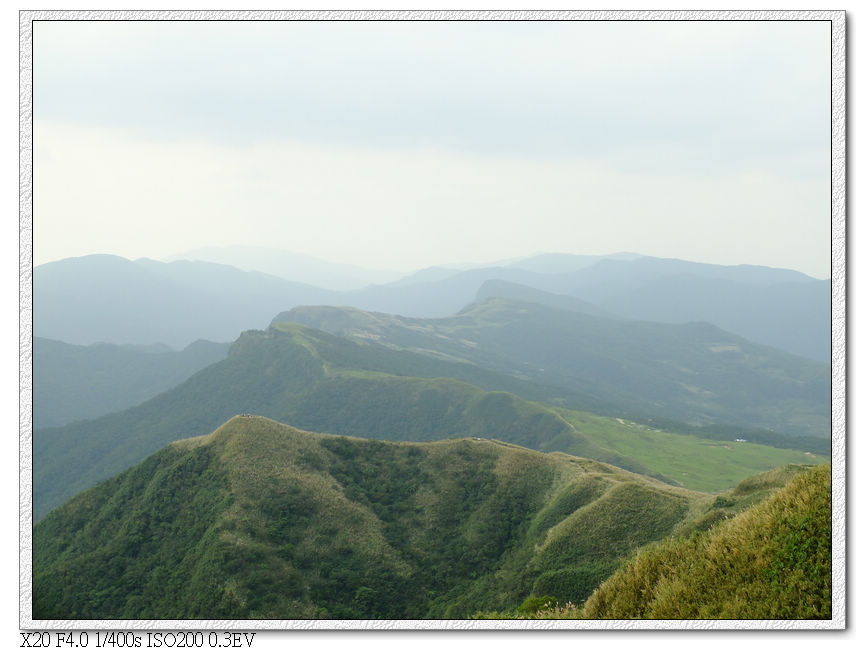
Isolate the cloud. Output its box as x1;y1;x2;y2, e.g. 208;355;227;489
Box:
33;19;829;169
33;120;830;278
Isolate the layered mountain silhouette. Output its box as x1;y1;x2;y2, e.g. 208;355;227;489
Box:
164;245;402;291
35;253;828;361
34;337;230;428
33;254;341;348
276;297;830;438
35;313;826;521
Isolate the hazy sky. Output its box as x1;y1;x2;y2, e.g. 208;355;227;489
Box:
32;18;832;277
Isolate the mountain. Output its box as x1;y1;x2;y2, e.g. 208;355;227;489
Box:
337;265;579;317
35;253;828;362
562;257;830;362
475;463;830;619
34;321;825;521
333;254;829;361
164;245;403;291
33;254;341;348
503;251;643;274
475;279;614;318
33;415;710;619
34;337;231;428
275;297;831;438
30;322;644;520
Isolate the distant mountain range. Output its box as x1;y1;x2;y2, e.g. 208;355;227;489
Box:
164;245;403;291
34;337;230;428
34;252;829;362
33;254;341;348
556;257;829;362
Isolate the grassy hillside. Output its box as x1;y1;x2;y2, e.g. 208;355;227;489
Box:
580;463;831;619
276;297;830;437
553;410;826;493
33;416;710;620
34;323;822;520
478;464;830;619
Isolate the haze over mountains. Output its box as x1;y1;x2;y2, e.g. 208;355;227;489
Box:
34;337;230;428
164;245;403;291
35;250;829;362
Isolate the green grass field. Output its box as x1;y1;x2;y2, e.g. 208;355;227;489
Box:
554;408;826;493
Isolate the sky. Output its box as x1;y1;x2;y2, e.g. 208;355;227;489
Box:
31;18;832;278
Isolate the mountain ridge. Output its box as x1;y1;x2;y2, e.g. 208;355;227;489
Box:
35;252;828;361
34;318;826;521
275;297;830;437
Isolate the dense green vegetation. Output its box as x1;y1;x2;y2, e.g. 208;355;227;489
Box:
279;297;830;437
35;323;822;520
34;337;230;427
33;417;710;619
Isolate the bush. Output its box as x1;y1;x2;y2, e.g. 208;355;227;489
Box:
517;596;558;614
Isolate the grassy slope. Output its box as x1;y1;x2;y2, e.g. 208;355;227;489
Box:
482;464;830;619
554;409;826;493
35;323;823;520
33;416;709;620
578;464;831;619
